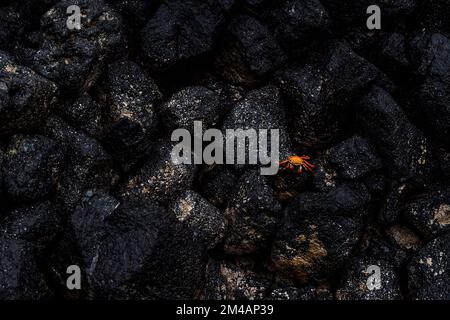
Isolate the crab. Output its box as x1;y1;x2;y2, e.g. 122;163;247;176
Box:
279;155;315;174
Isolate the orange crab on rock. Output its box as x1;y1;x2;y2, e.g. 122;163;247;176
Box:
279;155;316;174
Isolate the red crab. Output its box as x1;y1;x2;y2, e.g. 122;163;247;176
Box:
279;155;315;174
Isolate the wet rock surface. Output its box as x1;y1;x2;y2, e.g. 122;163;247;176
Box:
0;0;449;301
3;135;64;202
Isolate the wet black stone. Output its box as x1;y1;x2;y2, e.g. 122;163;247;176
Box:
386;225;422;253
98;60;161;169
268;279;332;300
437;148;450;178
200;166;238;207
287;182;371;218
275;64;338;146
404;188;450;240
140;0;234;71
266;0;329;51
0;3;27;49
418;0;450;38
119;141;197;204
379;33;409;70
161;86;222;130
327;135;382;179
336;256;402;300
222;85;292;165
223;170;282;255
59;93;104;138
418;77;450;146
65;191;207;299
107;0;158;28
271;196;364;282
408;232;450;300
321;0;417;26
311;156;339;193
0;238;49;300
2;135;64;202
358;86;432;185
202;259;272;299
169;190;227;249
275;41;388;146
0;147;4;197
324;41;393;108
31;0;126;92
44;117;117;211
215;14;286;85
0;201;61;248
410;33;450;81
0;51;57;136
381;183;414;225
362;231;414;269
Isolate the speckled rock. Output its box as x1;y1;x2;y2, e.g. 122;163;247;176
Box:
408;232;450;300
404;188;450;239
202;260;272;299
223;170;282;255
119;141;197;204
2;135;64;202
336;256;402;300
169;190;227;249
0;51;57;135
31;0;126;92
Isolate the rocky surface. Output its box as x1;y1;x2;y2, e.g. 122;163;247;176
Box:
0;0;449;301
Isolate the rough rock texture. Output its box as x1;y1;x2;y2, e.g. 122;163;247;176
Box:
404;188;450;240
336;256;402;300
358;86;432;186
223;170;282;255
1;0;450;301
203;260;272;299
98;60;161;169
0;51;57;135
2;135;64;202
141;0;234;71
161;86;222;130
51;191;207;299
215;14;286;85
119;141;196;204
31;0;126;93
169;190;227;248
408;232;450;300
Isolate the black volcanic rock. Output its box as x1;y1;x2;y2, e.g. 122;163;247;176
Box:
266;0;329;51
336;256;402;300
56;191;207;299
1;0;450;302
0;51;57;135
169;190;227;249
2;135;64;202
98;60;161;169
44;117;117;211
358;86;432;185
31;0;126;93
404;188;450;239
222;85;292;166
161;86;222;131
0;238;49;300
408;232;450;300
119;141;197;204
0;201;61;248
141;0;234;71
223;170;282;255
271;210;363;283
327;135;382;179
203;260;272;299
215;14;286;85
